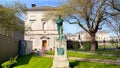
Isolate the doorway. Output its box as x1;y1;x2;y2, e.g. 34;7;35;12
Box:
42;40;47;49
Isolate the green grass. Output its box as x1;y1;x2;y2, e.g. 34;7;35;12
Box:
95;49;120;55
46;51;120;60
78;47;120;55
98;45;117;48
14;54;53;68
13;54;120;68
68;51;120;60
70;60;120;68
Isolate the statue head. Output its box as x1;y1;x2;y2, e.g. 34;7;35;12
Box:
58;15;62;18
56;15;63;25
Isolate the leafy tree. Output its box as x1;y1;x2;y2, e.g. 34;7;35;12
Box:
110;39;115;46
0;1;27;36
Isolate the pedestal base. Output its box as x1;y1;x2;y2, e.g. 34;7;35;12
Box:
52;39;70;68
52;56;70;68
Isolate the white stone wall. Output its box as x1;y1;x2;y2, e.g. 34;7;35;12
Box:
24;11;58;51
25;11;57;31
96;32;110;41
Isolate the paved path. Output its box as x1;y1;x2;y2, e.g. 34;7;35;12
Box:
45;55;120;65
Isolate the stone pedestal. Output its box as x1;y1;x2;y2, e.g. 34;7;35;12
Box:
52;39;70;68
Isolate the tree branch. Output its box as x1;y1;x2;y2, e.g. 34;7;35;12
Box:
67;15;89;33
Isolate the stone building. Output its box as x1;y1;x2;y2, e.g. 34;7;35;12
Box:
24;5;58;51
66;30;110;42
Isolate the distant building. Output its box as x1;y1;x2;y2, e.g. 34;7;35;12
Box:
65;33;77;41
66;30;110;42
24;5;58;50
110;36;120;42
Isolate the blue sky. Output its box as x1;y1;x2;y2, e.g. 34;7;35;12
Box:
0;0;59;7
0;0;115;36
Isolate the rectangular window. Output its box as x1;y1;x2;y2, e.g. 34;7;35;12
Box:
30;15;35;17
29;19;36;21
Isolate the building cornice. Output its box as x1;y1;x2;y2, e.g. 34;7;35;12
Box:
26;30;57;31
25;34;58;35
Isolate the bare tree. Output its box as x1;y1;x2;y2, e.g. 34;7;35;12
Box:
107;0;120;47
44;0;119;51
111;0;120;11
53;0;114;51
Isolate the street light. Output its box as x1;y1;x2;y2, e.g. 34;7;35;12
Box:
103;38;105;50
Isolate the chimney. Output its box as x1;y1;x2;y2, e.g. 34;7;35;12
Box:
31;4;36;7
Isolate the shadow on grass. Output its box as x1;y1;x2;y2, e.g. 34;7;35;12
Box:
15;54;32;66
69;60;80;68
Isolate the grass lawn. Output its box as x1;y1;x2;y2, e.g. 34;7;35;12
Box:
72;49;120;55
95;49;120;55
13;54;120;68
70;61;120;68
98;44;120;49
14;54;53;68
46;51;120;60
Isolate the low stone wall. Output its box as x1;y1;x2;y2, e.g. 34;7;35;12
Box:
0;34;19;65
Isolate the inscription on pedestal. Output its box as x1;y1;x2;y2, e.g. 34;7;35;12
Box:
57;48;64;56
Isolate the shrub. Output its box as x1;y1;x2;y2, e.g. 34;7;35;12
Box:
109;39;115;45
83;41;91;51
67;40;73;50
83;41;98;51
72;41;79;50
1;56;18;68
117;47;120;49
67;41;79;50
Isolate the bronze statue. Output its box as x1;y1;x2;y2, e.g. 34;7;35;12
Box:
56;15;64;40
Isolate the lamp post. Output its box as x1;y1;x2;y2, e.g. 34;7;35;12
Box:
103;38;105;50
116;39;118;48
78;34;83;49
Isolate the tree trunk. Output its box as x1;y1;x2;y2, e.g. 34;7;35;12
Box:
90;33;96;51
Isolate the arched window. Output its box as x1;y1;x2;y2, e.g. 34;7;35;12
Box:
41;18;47;21
41;18;48;30
43;22;46;30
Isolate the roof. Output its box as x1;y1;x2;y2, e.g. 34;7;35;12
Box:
65;33;76;37
27;6;57;11
97;30;109;33
75;30;109;34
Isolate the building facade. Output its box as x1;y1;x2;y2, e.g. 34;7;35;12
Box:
66;30;110;42
24;6;58;51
